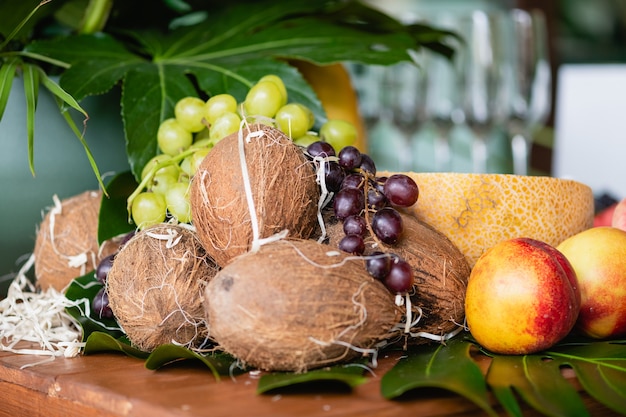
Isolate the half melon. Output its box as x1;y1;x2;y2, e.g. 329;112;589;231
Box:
386;172;595;268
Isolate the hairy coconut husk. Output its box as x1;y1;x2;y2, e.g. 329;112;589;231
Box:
34;190;118;291
107;224;219;352
326;211;469;343
189;124;320;267
204;238;402;372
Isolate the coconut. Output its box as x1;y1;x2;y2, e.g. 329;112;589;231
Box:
189;124;320;267
204;238;402;372
326;211;470;343
34;190;118;291
106;223;219;352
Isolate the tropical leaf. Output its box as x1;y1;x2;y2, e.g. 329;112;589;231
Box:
381;336;498;417
26;0;452;180
544;340;626;415
0;57;18;119
21;62;39;176
257;362;370;394
83;331;149;360
144;344;238;379
487;354;590;417
383;334;626;417
97;170;138;244
82;330;239;380
64;272;125;341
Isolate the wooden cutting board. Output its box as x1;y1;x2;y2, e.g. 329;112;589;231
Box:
0;342;618;417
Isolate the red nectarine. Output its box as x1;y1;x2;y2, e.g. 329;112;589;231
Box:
612;197;626;231
465;238;580;355
557;226;626;339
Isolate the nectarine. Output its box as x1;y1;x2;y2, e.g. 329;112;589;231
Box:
557;226;626;339
465;238;580;355
612;197;626;231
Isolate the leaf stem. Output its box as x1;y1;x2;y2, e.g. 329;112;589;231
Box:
79;0;114;34
10;51;71;69
0;0;52;51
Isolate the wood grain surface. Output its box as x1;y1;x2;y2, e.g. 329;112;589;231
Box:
0;342;620;417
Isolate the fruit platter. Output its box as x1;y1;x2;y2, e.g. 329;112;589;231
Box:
1;2;626;417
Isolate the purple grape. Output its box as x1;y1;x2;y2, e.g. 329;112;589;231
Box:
367;188;388;210
371;207;403;244
366;251;392;280
95;253;115;284
307;141;336;158
337;145;362;170
343;214;367;236
359;153;376;175
374;176;388;193
341;173;364;190
383;174;419;207
338;235;365;255
92;287;114;319
324;161;345;192
333;187;365;220
120;231;136;247
384;259;414;293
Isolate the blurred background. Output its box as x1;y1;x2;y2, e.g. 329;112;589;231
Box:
2;0;626;293
354;0;626;191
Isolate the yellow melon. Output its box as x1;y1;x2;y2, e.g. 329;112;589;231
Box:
384;172;595;268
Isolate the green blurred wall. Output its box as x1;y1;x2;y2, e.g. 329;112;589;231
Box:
0;81;130;297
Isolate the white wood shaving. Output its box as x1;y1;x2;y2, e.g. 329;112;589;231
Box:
0;254;86;366
145;227;183;248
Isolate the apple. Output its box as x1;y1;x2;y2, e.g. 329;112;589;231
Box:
612;197;626;231
465;237;580;355
557;226;626;339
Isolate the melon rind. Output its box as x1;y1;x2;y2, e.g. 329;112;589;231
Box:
387;172;595;268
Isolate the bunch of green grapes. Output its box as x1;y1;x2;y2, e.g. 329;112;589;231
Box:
129;74;360;229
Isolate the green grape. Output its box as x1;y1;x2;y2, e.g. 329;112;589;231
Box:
275;103;314;139
293;133;319;147
259;74;287;107
179;156;193;177
243;80;283;118
205;94;238;124
175;96;208;133
131;192;166;229
158;118;193;156
149;169;180;196
319;119;358;151
209;112;241;141
189;148;210;176
180;147;210;177
165;181;192;223
141;154;179;181
194;128;211;143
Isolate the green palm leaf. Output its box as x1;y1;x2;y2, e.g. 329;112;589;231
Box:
381;336;498;416
382;335;626;417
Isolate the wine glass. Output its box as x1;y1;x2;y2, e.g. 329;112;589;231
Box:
422;13;464;172
347;62;386;134
457;10;506;173
500;9;552;176
376;59;428;171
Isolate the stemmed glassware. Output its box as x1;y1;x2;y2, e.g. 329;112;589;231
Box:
500;9;552;175
376;59;428;171
422;13;464;172
457;10;505;174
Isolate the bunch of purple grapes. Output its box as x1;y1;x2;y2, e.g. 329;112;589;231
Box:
91;231;135;319
305;141;419;294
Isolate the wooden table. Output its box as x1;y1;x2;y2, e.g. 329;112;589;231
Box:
0;343;620;417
